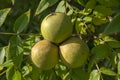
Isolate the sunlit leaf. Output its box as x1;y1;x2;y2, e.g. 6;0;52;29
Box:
80;9;92;15
14;10;30;33
0;60;13;67
118;77;120;80
75;18;82;33
0;8;11;27
75;18;87;34
22;65;32;77
63;72;71;80
83;16;92;23
67;9;73;15
89;70;100;80
58;2;73;15
35;0;59;15
100;67;117;76
13;70;21;80
55;1;65;13
103;13;120;35
11;0;15;4
0;47;5;65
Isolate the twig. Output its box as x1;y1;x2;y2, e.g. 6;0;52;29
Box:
0;70;6;76
95;62;104;80
0;32;41;37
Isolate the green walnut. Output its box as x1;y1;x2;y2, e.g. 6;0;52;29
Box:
31;40;59;70
41;12;73;44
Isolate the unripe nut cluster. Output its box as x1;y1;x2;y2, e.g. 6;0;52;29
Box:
31;12;90;70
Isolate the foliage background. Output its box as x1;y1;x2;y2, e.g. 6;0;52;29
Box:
0;0;120;80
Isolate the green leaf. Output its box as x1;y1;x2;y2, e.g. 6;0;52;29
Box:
88;24;95;32
79;9;92;16
118;61;120;74
39;69;55;80
92;17;108;25
55;1;73;15
107;41;120;48
100;67;117;76
75;18;82;33
83;16;92;23
75;18;87;34
118;77;120;80
116;49;120;53
88;57;96;73
55;1;65;13
72;68;89;80
0;47;5;65
85;0;96;9
0;60;13;67
13;70;21;80
31;65;41;80
63;72;71;80
7;36;23;67
14;10;30;33
101;35;117;42
11;0;15;4
103;13;120;35
67;9;73;15
89;70;100;80
97;0;119;7
91;44;111;59
55;62;68;79
35;0;59;15
22;64;32;77
94;5;114;16
0;8;11;27
6;65;14;80
101;35;120;48
109;53;116;68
